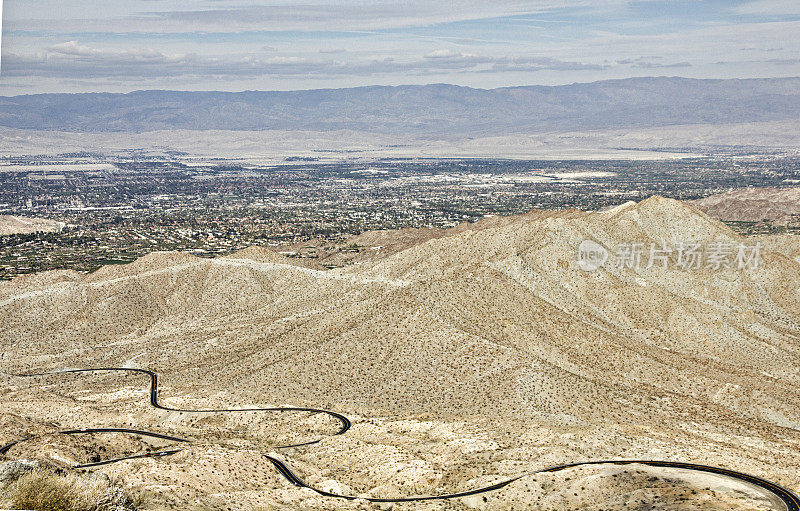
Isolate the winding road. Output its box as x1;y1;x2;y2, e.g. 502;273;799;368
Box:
2;368;798;510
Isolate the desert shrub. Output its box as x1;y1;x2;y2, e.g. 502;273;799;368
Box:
8;471;77;511
1;468;144;511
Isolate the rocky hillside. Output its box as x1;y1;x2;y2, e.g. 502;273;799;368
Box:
692;186;800;225
2;197;799;423
1;197;799;509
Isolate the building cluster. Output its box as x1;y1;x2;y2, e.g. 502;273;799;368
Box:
1;155;798;279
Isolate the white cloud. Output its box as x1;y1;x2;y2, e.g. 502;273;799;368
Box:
6;1;610;33
2;0;799;93
262;56;309;65
45;41;177;65
425;49;466;59
49;41;101;57
734;0;800;15
4;43;608;81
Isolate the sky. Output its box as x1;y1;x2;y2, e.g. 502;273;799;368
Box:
0;0;799;94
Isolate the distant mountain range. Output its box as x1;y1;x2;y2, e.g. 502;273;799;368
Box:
1;77;799;135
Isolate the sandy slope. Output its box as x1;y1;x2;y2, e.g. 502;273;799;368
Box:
0;215;64;235
692;187;800;225
1;197;799;510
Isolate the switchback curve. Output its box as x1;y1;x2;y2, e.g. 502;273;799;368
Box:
4;368;349;448
2;368;797;510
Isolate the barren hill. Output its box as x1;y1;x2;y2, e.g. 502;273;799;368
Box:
691;187;800;225
0;215;64;235
1;197;799;509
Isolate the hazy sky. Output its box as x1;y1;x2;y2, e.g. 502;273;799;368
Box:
1;0;799;94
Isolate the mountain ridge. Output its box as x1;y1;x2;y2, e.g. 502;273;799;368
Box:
2;196;800;508
2;196;798;417
2;76;800;135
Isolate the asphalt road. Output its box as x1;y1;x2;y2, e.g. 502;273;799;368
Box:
540;461;800;511
263;455;800;509
3;368;797;510
8;367;350;447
